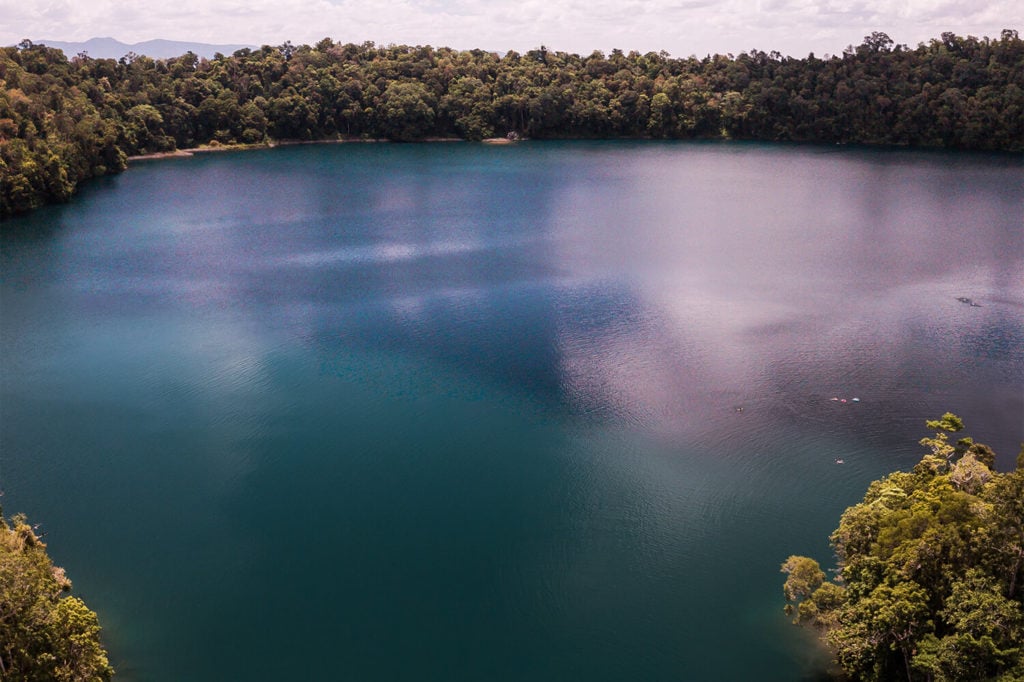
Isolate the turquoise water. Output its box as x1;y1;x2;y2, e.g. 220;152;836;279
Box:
2;141;1022;680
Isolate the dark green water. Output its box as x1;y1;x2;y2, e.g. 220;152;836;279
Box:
2;141;1022;681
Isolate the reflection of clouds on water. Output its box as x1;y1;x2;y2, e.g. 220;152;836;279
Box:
275;240;480;267
247;144;1023;458
556;288;662;423
268;234;556;270
143;318;276;486
553;284;708;431
4;142;1022;682
84;142;1020;458
548;259;1024;460
535;147;1023;458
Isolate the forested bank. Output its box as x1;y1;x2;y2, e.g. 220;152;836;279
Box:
0;511;114;680
783;415;1024;682
2;30;1023;218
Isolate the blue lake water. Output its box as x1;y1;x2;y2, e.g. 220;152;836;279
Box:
1;141;1022;680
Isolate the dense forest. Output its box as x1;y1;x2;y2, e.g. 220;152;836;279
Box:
783;414;1024;682
1;29;1023;217
0;511;114;680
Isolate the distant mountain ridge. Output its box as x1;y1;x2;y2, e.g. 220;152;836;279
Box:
33;37;256;60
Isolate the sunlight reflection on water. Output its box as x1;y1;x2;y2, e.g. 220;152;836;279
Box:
1;141;1021;682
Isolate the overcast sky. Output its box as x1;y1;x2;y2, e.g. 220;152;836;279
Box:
2;0;1021;58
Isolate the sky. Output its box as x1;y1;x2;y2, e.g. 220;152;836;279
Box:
2;0;1021;58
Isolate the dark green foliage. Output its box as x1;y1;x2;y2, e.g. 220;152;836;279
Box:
3;30;1024;218
0;512;114;680
379;81;436;141
783;415;1024;681
1;44;126;217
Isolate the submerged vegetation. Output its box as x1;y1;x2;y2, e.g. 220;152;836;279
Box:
0;512;114;681
1;29;1022;217
783;415;1024;681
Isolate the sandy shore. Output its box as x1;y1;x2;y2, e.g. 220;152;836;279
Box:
127;149;196;161
128;136;483;163
127;139;382;163
128;142;283;162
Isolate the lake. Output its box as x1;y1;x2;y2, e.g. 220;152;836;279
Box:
1;141;1022;681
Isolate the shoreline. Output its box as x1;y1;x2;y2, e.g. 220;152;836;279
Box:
127;137;471;163
127;144;268;162
126;136;525;163
109;135;1024;168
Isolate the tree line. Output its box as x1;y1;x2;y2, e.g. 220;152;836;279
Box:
783;414;1024;681
2;30;1022;218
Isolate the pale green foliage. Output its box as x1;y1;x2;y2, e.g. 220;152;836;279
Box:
0;513;114;681
48;597;112;682
950;452;994;493
919;431;955;462
925;412;965;433
780;556;825;621
781;555;825;602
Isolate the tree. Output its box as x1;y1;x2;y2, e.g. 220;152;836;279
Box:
378;81;436;141
782;415;1024;681
3;31;1024;219
781;555;824;616
0;512;114;680
861;32;895;54
440;76;495;140
646;92;674;137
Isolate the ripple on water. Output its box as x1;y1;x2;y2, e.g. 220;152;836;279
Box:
1;142;1021;682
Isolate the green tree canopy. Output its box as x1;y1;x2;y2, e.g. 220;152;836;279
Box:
0;512;114;681
782;415;1024;681
3;30;1024;218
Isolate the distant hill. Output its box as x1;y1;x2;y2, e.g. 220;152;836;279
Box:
33;37;256;60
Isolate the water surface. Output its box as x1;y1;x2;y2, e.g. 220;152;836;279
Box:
2;141;1022;681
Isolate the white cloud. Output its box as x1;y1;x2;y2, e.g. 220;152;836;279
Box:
1;0;1021;57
